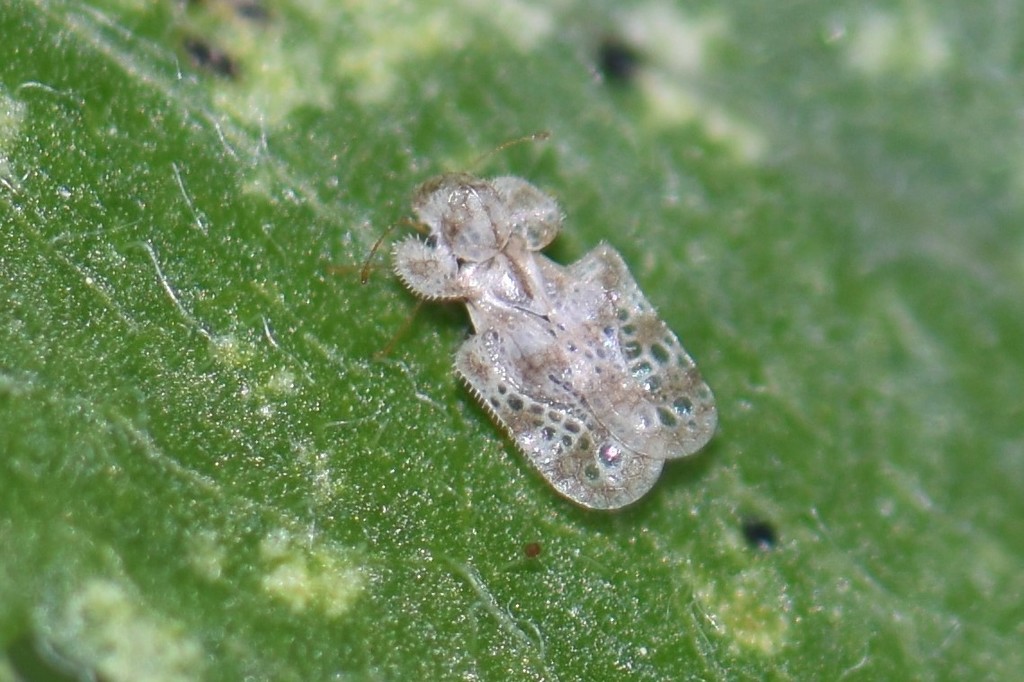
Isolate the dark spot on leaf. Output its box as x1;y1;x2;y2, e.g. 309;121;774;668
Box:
597;37;641;85
183;36;239;79
233;0;270;22
742;518;778;551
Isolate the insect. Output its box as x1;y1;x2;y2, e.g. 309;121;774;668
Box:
393;173;716;509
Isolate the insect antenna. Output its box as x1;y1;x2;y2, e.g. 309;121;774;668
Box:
360;222;398;284
358;216;421;284
374;300;424;359
469;130;551;171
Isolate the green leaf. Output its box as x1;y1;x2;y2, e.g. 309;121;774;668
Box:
2;1;1022;679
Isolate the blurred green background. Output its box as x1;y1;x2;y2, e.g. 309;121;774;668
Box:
1;0;1022;679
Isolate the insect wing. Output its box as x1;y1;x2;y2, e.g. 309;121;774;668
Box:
455;329;663;509
561;244;717;460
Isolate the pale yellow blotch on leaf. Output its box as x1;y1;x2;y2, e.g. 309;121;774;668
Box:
45;579;205;682
335;1;554;105
843;8;950;76
266;368;297;395
694;568;792;656
259;530;365;618
187;529;227;582
0;90;26;143
0;90;27;193
335;6;470;105
619;3;765;161
182;6;331;126
210;334;255;368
